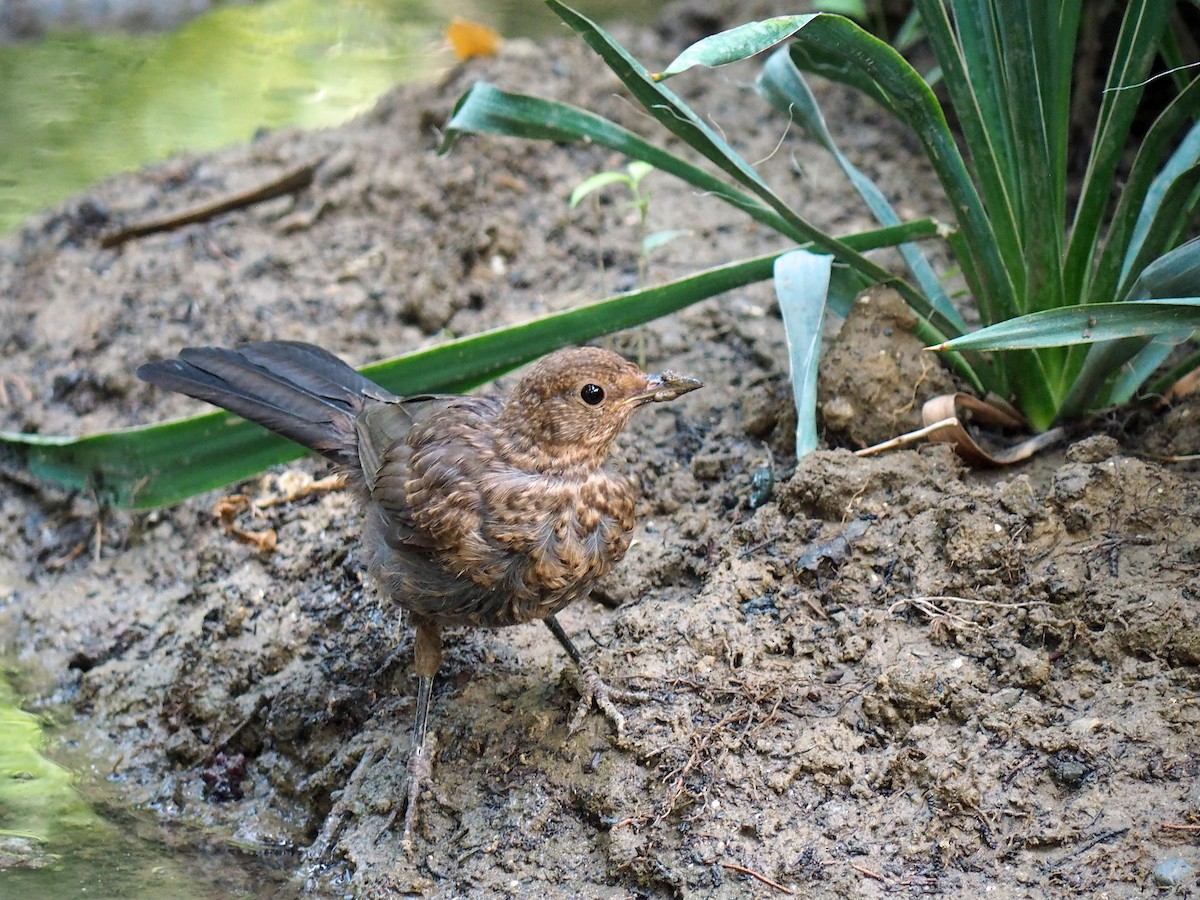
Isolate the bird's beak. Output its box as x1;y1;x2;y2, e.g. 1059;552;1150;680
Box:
630;370;704;405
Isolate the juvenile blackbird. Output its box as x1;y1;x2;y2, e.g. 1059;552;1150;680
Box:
137;341;702;845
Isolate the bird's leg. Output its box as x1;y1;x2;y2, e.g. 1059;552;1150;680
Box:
544;615;650;746
400;618;441;852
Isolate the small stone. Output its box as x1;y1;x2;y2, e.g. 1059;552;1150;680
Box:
1065;435;1119;464
1049;752;1091;789
820;395;856;431
1152;856;1194;887
747;466;774;509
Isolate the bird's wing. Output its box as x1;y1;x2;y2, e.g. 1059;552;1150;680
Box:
354;395;500;553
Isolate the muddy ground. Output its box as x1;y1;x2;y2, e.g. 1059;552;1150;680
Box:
2;2;1199;897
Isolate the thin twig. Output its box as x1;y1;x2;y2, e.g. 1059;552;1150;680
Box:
1048;827;1130;870
888;595;1048;621
738;534;780;559
101;158;321;248
720;862;795;896
855;417;959;457
902;595;1047;609
848;862;887;883
253;472;346;508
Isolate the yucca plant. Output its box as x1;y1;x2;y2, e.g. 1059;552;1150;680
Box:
447;0;1200;434
4;8;937;502
6;1;1197;506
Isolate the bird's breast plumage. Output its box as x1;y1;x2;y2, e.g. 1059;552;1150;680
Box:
361;398;637;627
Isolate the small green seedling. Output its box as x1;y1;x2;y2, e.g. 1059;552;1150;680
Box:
570;160;689;364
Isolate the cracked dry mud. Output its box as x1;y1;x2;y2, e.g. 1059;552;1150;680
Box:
2;2;1199;896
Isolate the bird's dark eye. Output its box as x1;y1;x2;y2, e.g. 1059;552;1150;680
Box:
580;383;605;405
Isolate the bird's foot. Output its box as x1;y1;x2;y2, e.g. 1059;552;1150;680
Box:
377;739;451;853
566;662;651;747
399;743;431;853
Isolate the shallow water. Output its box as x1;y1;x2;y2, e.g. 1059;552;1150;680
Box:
0;664;304;897
0;0;662;234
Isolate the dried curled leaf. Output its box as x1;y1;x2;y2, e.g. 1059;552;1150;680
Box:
920;393;1064;465
213;494;276;553
857;393;1064;465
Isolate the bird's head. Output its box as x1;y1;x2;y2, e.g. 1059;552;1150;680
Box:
496;346;702;473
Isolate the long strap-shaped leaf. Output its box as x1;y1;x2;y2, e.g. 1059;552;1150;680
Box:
443;82;940;264
443;82;935;252
1061;236;1200;417
544;1;927;314
1;252;784;509
931;0;1024;284
1062;0;1172;302
1092;78;1200;303
443;83;797;239
1119;164;1200;295
932;298;1200;352
775;250;832;457
757;46;964;336
785;13;1017;328
992;0;1072;316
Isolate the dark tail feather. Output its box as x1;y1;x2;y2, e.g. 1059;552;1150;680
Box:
137;341;389;472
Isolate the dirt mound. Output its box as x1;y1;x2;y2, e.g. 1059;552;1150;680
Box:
2;6;1198;896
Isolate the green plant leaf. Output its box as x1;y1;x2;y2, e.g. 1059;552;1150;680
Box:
1145;344;1200;398
569;170;633;208
1160;20;1199;94
1117;162;1200;294
1063;0;1173;301
653;15;816;80
626;160;654;183
926;0;1023;286
1119;114;1200;287
894;7;926;54
785;13;1017;328
1108;332;1191;405
443;81;940;258
1128;236;1200;299
1058;334;1155;417
826;266;873;318
1059;236;1200;417
774;250;832;457
1090;80;1200;302
992;0;1072;315
544;1;931;313
930;299;1200;352
1;252;787;509
757;45;965;335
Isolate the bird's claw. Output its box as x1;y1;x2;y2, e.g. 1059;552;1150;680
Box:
566;662;651;747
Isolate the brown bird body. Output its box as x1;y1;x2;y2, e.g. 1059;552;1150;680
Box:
137;340;701;847
356;369;638;628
